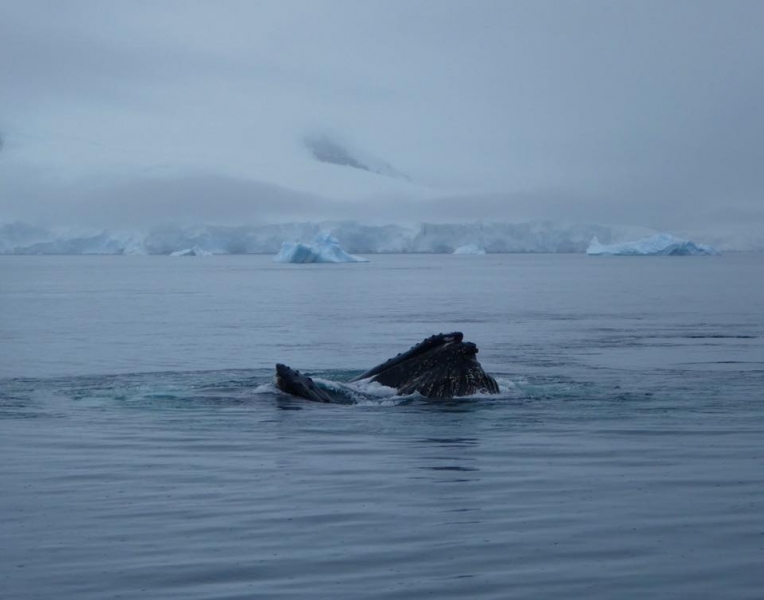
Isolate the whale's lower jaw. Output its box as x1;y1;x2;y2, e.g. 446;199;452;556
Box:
372;339;499;399
394;359;499;399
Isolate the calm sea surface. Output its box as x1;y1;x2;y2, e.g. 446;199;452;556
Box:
1;254;763;599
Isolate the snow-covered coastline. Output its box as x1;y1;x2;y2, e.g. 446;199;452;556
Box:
0;220;741;255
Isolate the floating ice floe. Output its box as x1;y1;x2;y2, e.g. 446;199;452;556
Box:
170;245;213;257
453;243;486;255
273;231;369;263
586;234;719;256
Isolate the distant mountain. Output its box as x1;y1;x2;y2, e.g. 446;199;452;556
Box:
303;134;409;181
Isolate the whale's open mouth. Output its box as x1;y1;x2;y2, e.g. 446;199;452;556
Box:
274;332;499;402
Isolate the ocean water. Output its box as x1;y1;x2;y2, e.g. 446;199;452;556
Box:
1;254;763;599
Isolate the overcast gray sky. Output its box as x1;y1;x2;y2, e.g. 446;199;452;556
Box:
1;0;762;234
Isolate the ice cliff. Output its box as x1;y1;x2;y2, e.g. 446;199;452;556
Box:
1;220;731;255
587;234;719;256
273;232;369;263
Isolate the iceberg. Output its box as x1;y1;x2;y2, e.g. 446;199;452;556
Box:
453;243;486;255
273;231;369;263
169;245;213;257
586;234;719;256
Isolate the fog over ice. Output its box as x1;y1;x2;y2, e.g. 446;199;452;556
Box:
1;0;763;242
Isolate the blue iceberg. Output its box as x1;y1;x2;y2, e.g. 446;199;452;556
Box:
273;232;369;263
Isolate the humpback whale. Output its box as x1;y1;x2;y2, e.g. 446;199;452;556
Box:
274;332;499;402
